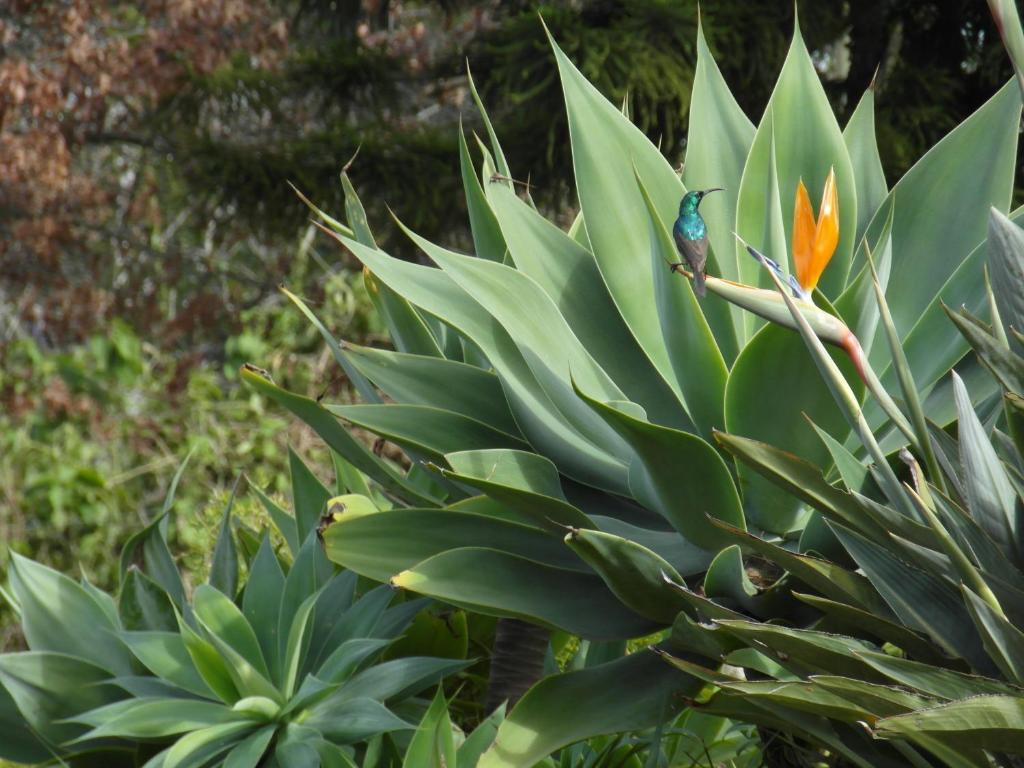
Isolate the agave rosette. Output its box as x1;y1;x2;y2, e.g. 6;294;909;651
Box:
245;14;1024;767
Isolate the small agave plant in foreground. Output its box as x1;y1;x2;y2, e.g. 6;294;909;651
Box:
0;455;467;767
243;9;1024;768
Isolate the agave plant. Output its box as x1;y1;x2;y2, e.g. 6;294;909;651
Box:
243;11;1024;767
646;205;1024;767
0;453;467;767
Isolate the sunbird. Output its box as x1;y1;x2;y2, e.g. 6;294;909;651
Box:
671;188;723;297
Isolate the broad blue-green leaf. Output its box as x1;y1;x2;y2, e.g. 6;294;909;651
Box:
121;631;215;698
874;695;1024;755
574;384;744;550
290;449;332;546
72;698;238;739
242;535;285;685
223;725;276;768
363;268;444;359
0;652;122;745
962;584;1024;684
119;512;185;610
735;23;857;298
866;80;1020;337
485;173;692;430
988;207;1024;345
193;585;271;680
210;479;240;598
301;696;413;744
550;31;716;383
120;566;178;632
683;18;754;345
9;554;132;675
392;547;657;640
401;687;455;768
843;87;888;245
323;506;587;583
329;404;529;461
459;123;505;262
164;721;256;768
0;681;48;763
342;343;520;436
321;232;629;492
477;650;700;768
636;169;728;437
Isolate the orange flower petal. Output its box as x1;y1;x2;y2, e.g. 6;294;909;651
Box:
792;178;816;291
807;166;839;293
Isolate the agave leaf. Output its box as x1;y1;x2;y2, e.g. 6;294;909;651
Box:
735;24;857;297
209;479;240;599
401;687;455;768
120;566;178;633
683;16;754;341
0;682;49;763
363;268;445;359
391;547;657;640
179;616;241;704
459;122;505;262
325;656;469;706
121;631;215;699
323;506;586;584
119;512;185;611
466;63;511;181
241;535;285;685
865;80;1020;338
289;450;332;552
843;86;888;245
724;314;864;534
193;585;271;682
573;382;744;549
714;679;872;724
563;527;688;624
9;554;133;675
342;344;520;437
477;650;701;768
0;652;122;745
874;695;1024;755
325;231;629;493
73;698;240;740
164;721;257;768
990;0;1024;94
222;725;276;768
329;404;529;462
485;171;692;431
240;366;439;507
702;545;760;615
457;702;505;768
439;449;593;532
635;168;728;437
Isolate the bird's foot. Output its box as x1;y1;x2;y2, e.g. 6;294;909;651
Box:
669;262;683;274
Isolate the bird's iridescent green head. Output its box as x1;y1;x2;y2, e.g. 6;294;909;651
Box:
678;187;723;216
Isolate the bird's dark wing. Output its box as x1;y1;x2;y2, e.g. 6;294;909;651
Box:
673;230;708;275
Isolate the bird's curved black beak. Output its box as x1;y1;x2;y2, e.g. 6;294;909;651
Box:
701;187;725;196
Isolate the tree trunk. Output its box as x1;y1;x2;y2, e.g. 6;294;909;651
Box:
485;618;550;714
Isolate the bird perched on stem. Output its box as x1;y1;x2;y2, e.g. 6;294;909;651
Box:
671;188;722;297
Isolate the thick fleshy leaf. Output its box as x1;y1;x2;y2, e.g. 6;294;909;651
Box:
321;232;628;492
401;687;456;768
342;343;520;437
856;650;1017;700
290;449;332;546
72;698;239;740
119;512;185;610
735;24;857;299
866;80;1020;338
242;535;285;685
121;631;215;698
391;547;657;640
331;656;468;705
962;584;1024;685
0;652;122;745
564;527;688;624
301;696;412;744
636;169;728;436
9;554;132;675
363;268;444;359
485;172;692;430
842;87;888;245
477;650;701;768
457;704;505;768
683;18;754;343
988;207;1024;345
240;365;439;506
209;479;240;598
164;721;256;768
120;566;178;633
440;450;594;532
459;123;506;262
549;31;684;379
574;383;744;548
223;725;276;768
193;585;271;681
0;682;49;763
329;404;529;461
323;506;585;584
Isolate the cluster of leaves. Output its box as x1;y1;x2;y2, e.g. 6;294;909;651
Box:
0;255;383;650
